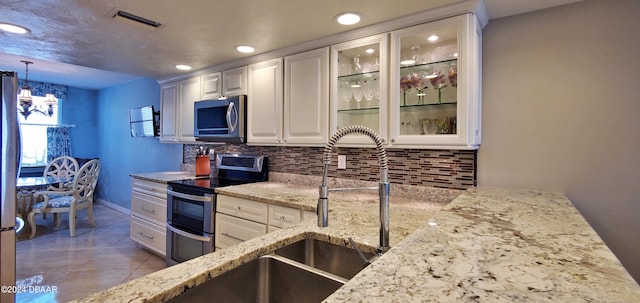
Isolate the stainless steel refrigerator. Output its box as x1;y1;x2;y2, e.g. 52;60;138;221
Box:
1;71;20;303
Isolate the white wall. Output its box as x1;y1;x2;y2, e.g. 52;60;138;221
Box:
479;0;640;282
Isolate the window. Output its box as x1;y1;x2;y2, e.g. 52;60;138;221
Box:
19;96;60;167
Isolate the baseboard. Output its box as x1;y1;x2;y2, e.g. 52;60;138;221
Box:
96;198;131;216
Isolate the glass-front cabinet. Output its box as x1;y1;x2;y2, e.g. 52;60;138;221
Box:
389;14;481;149
330;34;388;146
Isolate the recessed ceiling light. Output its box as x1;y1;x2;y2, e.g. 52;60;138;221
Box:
0;22;30;34
365;48;375;54
427;35;439;42
175;64;192;71
336;12;361;25
236;45;255;53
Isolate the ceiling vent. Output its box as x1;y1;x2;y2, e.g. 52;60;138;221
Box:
112;10;162;30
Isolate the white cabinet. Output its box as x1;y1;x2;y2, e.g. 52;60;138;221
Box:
215;194;305;249
222;66;248;96
215;195;268;249
268;204;303;228
178;77;201;142
159;82;178;142
247;58;284;144
246;48;329;146
201;72;222;99
284;47;330;145
159;68;246;143
330;35;389;146
159;76;201;143
388;14;481;149
130;178;168;256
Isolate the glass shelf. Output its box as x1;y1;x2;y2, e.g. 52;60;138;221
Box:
337;101;457;114
399;58;457;74
338;70;380;82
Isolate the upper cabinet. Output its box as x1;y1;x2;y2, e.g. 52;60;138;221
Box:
222;66;248;97
246;47;329;146
159;76;200;143
177;77;201;142
201;72;222;100
330;34;388;146
247;58;284;144
389;14;481;149
159;82;178;142
284;47;329;145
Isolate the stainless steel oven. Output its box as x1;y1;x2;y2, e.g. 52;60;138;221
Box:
166;154;268;266
166;184;215;265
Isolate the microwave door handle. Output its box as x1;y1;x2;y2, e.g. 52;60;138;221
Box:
226;102;238;133
166;223;212;242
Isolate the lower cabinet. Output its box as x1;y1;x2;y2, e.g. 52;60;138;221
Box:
215;194;308;250
130;178;167;256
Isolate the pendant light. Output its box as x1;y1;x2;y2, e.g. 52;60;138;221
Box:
17;60;58;119
18;60;33;110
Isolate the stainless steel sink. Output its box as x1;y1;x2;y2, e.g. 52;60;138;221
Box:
274;238;375;279
165;254;346;303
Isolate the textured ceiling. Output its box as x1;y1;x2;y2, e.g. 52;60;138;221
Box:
0;0;581;90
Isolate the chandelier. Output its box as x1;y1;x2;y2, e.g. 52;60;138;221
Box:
18;60;57;119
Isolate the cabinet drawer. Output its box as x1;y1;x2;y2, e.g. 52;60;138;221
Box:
130;217;166;257
267;225;281;233
303;210;317;221
268;205;302;228
132;178;167;199
215;213;266;249
131;191;166;226
217;195;268;224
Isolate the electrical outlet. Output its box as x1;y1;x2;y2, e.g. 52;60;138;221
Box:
337;155;346;169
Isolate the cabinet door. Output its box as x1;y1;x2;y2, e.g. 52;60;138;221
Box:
215;213;267;249
330;35;388;146
389;14;481;149
159;82;179;142
284;47;329;145
201;72;222;99
222;66;247;96
178;76;201;142
247;58;284;145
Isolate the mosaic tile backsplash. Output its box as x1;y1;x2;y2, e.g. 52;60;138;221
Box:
183;144;476;190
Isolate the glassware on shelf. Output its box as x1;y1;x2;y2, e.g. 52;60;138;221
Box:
351;81;364;105
429;71;447;104
448;64;458;87
409;73;426;105
363;80;375;105
400;75;411;106
352;54;362;73
341;81;353;106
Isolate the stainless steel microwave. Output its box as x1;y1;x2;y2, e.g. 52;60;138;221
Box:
194;95;246;143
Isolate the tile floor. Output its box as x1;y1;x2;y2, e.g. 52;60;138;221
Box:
15;204;166;303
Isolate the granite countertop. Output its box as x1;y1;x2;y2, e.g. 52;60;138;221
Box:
74;180;640;302
129;171;196;183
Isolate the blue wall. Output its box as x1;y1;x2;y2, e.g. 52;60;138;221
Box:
62;87;99;158
95;78;182;209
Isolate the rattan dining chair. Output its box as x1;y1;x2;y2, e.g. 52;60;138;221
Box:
27;159;100;238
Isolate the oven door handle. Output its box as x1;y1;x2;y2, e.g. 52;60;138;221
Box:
167;189;213;202
166;223;212;242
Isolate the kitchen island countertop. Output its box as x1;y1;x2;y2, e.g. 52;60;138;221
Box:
73;181;640;302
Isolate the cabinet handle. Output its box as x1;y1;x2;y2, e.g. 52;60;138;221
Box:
137;185;156;192
234;205;242;211
221;232;245;242
277;215;286;221
138;232;154;240
390;138;395;143
139;206;155;213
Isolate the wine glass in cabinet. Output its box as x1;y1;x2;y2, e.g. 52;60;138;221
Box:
330;34;388;146
389;14;481;149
